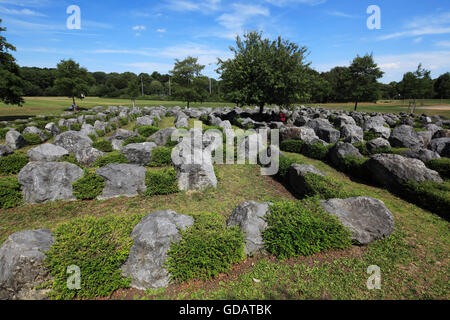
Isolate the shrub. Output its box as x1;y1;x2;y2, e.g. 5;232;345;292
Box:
87;134;98;142
0;177;22;209
354;142;369;156
363;131;381;141
0;153;29;175
339;155;368;178
400;180;450;219
110;122;117;131
95;130;105;137
276;155;299;181
58;153;79;166
123;136;147;146
119;118;128;126
92;140;113;152
303;143;332;160
426;158;450;179
280;139;305;154
0;128;9;140
72;171;105;200
85;118;95;126
144;168;179;196
22;133;42;145
59;125;68;133
44;215;143;299
263;199;352;259
300;173;351;199
136;125;159;137
165;139;179;148
93;152;128;167
148;147;172;167
71;123;81;131
199;115;208;123
165;213;245;282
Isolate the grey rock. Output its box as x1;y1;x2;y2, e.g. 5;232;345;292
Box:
366;153;443;188
44;122;60;136
340;124;363;143
288;163;326;196
53;131;93;153
5;130;27;149
280;126;318;144
79;123;97;137
135;116;154;127
121;142;157;165
74;147;105;167
23;126;47;142
226;201;272;256
0;229;54;300
320;197;394;245
107;129;137;141
18;162;84;203
366;138;391;154
175;117;189;128
111;139;124;151
121;210;194;289
328;142;363;167
96;163;147;199
403;148;440;163
428;137;450;157
389;125;424;149
149;127;177;146
0;145;13;157
368;126;391;140
26;144;69;162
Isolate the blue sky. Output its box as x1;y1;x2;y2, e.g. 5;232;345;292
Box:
1;0;450;83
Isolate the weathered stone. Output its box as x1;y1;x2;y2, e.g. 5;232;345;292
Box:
53;131;93;153
280;126;319;144
74;147;105;167
121;142;157;165
0;144;13;157
149;127;177;146
0;229;54;300
403;148;440;163
96;163;147;199
366;138;391;154
389;125;424;148
226;201;272;256
328;142;363;167
5;130;27;149
18;162;84;203
23;127;47;142
135;116;154;127
320;197;394;245
121;210;194;289
44;122;60;136
288;163;326;196
428;138;450;157
340;124;363;143
26;144;69;162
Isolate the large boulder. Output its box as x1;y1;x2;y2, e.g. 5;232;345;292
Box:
107;129;137;141
79;124;97;137
0;144;13;158
280;126;319;144
121;142;157;165
340;124;363;143
96;163;147;199
53;131;93;153
403;148;440;163
366;153;443;188
306;119;340;143
135;116;154;127
288;163;326;196
226;201;272;256
428;137;450;157
18;162;83;203
26;143;69;162
0;229;54;300
389;125;424;149
368;126;391;140
74;147;105;167
149;127;177;146
328;142;363;167
44;122;60;136
175;117;189;128
5;130;27;150
23;126;47;142
366;138;391;154
320;197;394;245
121;210;194;289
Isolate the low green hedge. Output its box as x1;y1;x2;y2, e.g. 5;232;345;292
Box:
119;118;128;126
276;155;299;181
44;215;143;299
95;130;106;137
0;177;22;209
123;136;147;146
280;139;305;154
72;171;105;200
165;213;245;282
71;123;81;131
93;152;129;167
148;147;172;167
22;133;42;145
0;128;8;140
92;140;113;152
263;199;352;259
144;168;179;196
0;153;29;175
303;143;332;160
136;126;159;137
363;131;381;141
58;153;80;166
301;173;352;199
338;155;369;178
426;158;450;179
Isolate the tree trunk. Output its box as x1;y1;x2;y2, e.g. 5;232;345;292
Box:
412;99;416;114
132;98;136;108
72;96;75;105
259;104;264;114
353;101;358;111
187;101;190;108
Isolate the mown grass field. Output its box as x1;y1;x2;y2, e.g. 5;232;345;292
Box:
0;113;448;300
1;97;450;120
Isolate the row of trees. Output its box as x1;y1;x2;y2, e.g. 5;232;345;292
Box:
1;18;450;111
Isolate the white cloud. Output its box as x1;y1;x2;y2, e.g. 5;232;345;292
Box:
436;40;450;47
413;37;423;43
132;25;146;31
264;0;326;7
165;0;221;13
157;28;166;33
124;62;174;74
0;6;46;16
0;0;51;7
326;10;357;19
378;26;450;40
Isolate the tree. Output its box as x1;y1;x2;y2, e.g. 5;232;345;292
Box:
54;59;94;105
399;64;433;113
169;56;205;107
0;19;25;106
307;69;331;103
434;72;450;100
323;66;352;102
218;31;309;113
149;80;163;95
127;79;140;107
347;54;384;111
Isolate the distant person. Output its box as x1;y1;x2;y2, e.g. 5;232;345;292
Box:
75;104;80;112
69;103;75;111
279;112;286;122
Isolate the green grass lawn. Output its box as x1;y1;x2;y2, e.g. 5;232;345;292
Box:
1;97;450;120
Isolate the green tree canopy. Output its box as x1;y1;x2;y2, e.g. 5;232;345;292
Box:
169;56;206;107
399;64;433;113
54;59;95;105
218;31;310;112
127;79;140;107
347;53;384;111
434;72;450;100
0;19;25;106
